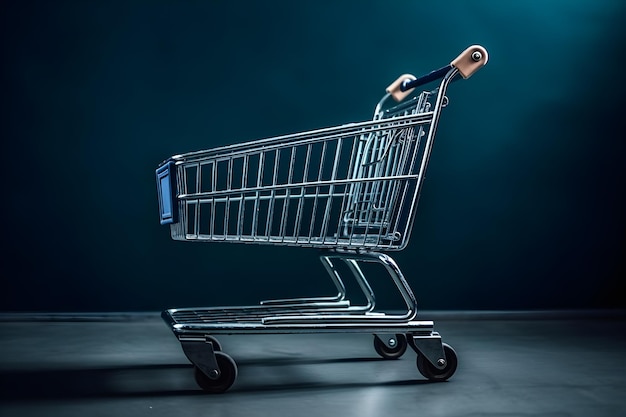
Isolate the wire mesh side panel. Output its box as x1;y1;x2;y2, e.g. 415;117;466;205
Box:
168;90;437;250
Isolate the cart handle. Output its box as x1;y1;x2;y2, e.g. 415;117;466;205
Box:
386;45;489;102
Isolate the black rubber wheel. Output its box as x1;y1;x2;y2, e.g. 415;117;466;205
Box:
194;352;238;393
373;334;408;359
416;343;458;381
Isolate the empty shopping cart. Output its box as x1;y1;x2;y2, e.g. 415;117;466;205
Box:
156;45;489;393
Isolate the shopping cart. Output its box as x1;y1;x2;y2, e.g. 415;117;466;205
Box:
156;45;488;393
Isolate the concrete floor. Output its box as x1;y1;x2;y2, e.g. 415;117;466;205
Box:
1;310;625;417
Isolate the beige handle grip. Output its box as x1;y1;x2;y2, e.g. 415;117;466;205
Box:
386;73;417;102
450;45;489;79
386;45;489;102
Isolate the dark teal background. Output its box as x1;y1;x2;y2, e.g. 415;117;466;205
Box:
1;1;624;312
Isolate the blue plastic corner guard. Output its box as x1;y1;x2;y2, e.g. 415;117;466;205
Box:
156;160;178;225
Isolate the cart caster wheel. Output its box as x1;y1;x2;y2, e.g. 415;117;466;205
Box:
373;334;407;359
194;352;238;393
416;343;458;381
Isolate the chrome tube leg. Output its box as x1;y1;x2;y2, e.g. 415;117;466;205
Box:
344;258;376;312
330;250;418;321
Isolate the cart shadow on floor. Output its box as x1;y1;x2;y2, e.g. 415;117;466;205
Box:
0;358;432;401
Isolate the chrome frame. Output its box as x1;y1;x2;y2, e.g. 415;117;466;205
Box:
158;65;468;387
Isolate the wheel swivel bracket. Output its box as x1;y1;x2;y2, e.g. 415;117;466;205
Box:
408;332;447;370
180;335;221;380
